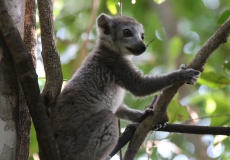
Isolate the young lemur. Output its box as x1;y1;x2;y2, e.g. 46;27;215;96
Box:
50;14;200;160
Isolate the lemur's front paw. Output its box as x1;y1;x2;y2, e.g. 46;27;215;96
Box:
179;64;200;85
139;108;154;122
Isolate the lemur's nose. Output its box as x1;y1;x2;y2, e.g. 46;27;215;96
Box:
140;42;146;52
134;42;146;55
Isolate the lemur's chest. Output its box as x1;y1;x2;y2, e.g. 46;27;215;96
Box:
100;84;125;113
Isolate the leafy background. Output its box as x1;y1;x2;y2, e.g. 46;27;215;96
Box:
31;0;230;159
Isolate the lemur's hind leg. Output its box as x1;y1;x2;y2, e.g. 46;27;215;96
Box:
56;110;118;160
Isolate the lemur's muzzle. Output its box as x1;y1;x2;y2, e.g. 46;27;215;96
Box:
127;42;146;55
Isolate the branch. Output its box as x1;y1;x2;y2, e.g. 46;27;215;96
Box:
158;124;230;135
16;0;36;159
0;1;61;160
110;123;139;157
124;17;230;160
24;0;37;68
37;0;63;108
110;123;230;157
73;0;100;70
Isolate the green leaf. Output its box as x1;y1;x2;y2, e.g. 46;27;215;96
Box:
217;9;230;25
198;71;230;88
168;36;183;61
223;58;230;76
153;0;166;4
38;77;46;92
168;99;189;123
106;0;118;15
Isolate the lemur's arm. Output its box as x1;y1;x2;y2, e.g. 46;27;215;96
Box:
114;60;200;97
115;104;144;122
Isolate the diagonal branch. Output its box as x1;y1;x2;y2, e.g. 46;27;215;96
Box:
0;1;61;160
124;17;230;160
37;0;63;109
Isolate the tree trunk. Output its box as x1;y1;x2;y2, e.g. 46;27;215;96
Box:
0;0;26;159
0;34;18;160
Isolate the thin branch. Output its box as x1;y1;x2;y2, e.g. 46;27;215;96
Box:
124;17;230;160
73;0;100;70
110;123;230;157
37;0;63;109
158;124;230;135
118;0;122;16
0;1;61;160
118;119;123;159
110;123;139;157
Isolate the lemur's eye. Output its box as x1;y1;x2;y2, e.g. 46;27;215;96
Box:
141;33;145;40
123;29;132;37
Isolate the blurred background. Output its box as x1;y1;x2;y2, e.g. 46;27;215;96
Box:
32;0;230;159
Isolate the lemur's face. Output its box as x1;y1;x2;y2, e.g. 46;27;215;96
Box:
116;21;146;55
97;14;146;56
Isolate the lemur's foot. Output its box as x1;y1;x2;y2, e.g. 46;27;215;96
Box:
155;122;168;130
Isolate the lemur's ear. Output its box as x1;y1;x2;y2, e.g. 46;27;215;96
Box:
97;14;111;35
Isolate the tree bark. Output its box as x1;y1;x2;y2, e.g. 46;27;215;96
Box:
37;0;63;109
0;33;17;160
16;0;36;159
0;0;61;159
0;0;25;159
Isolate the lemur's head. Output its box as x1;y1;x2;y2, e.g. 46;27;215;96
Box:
97;14;146;56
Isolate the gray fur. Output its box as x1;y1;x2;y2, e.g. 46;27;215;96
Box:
50;14;200;160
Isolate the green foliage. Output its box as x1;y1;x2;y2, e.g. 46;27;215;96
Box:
106;0;118;15
168;36;183;63
168;99;190;123
198;71;230;88
223;58;230;75
153;0;166;4
29;124;38;159
31;0;230;159
217;9;230;25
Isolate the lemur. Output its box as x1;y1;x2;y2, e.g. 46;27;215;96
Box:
50;13;200;160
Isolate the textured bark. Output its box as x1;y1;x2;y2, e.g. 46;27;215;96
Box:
124;17;230;160
5;0;25;39
0;34;17;160
24;0;36;67
16;90;31;160
0;0;25;159
37;0;63;109
0;1;61;160
16;0;36;159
